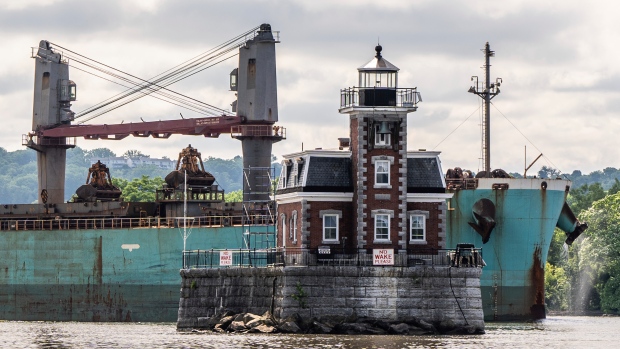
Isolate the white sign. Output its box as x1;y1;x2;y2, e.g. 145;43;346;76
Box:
220;251;233;266
373;249;394;266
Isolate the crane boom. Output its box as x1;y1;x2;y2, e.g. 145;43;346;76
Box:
36;115;245;140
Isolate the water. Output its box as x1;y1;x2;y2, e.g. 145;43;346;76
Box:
0;316;616;348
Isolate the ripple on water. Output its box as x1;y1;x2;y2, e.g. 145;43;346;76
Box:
0;316;618;349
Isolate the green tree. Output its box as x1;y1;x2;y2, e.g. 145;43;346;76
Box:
545;261;569;310
225;189;243;202
567;183;606;216
112;175;164;202
86;148;117;160
538;166;561;179
123;150;149;159
574;193;620;313
608;178;620;196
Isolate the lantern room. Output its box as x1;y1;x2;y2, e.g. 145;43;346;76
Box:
357;45;399;107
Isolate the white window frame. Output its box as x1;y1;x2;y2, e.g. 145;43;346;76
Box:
322;214;339;242
291;211;298;243
375;160;390;186
410;214;426;242
375;123;391;146
278;165;287;189
374;214;390;241
280;214;286;247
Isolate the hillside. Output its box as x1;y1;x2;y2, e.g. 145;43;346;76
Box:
0;146;279;204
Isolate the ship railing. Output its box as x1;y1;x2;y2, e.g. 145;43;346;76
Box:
0;214;275;231
446;178;479;190
182;248;285;269
230;125;286;139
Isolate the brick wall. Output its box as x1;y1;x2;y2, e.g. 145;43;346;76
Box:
406;202;444;249
277;202;303;248
305;201;354;249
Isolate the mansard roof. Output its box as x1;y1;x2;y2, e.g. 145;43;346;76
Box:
304;156;352;190
407;157;446;193
276;150;353;194
275;150;446;195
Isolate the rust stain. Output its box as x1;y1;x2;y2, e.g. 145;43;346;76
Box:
94;236;102;286
530;245;546;319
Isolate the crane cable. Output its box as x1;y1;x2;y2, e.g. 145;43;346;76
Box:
67;50;239;122
48;25;259;123
68;43;241;118
54;27;255;117
68;64;221;117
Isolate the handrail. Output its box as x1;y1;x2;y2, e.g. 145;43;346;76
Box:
340;87;421;108
0;214;276;231
182;247;484;269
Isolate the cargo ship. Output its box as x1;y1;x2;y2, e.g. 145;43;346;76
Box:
0;24;282;322
444;43;586;321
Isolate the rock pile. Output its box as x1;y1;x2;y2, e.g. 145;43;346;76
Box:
183;310;484;335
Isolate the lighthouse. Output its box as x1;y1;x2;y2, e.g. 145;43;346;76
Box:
339;45;421;250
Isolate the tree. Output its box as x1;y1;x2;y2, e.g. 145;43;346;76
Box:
112;175;164;202
608;178;620;196
572;193;620;313
538;166;561;179
225;189;243;202
86;148;117;160
567;183;606;216
545;261;569;310
123;150;149;159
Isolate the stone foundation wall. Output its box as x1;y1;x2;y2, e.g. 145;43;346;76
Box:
177;266;483;332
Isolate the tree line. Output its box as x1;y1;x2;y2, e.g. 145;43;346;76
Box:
545;178;620;314
0;146;257;204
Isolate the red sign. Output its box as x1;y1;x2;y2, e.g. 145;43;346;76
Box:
373;249;394;265
220;251;233;266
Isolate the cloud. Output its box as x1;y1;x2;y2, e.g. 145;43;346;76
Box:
0;0;617;175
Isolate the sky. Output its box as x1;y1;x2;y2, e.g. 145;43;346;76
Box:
1;0;619;175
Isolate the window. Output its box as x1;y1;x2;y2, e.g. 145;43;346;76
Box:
292;211;298;242
323;214;339;242
289;211;297;243
375;214;390;241
375;123;391;146
375;160;390;185
278;165;287;189
281;214;286;246
410;215;426;241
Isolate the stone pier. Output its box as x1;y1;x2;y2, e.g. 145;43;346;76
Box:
177;265;484;333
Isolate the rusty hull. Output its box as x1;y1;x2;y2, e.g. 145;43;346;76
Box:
447;177;571;321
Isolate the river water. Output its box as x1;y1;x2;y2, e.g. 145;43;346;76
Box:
0;316;616;348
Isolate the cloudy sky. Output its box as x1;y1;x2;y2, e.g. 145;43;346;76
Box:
1;0;618;175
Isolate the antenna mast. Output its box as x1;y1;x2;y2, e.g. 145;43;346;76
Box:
468;42;502;177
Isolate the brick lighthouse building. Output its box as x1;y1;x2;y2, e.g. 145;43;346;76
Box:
276;46;450;259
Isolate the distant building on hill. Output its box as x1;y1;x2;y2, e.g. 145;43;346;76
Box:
89;156;175;170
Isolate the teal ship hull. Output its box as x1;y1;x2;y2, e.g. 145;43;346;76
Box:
446;178;573;321
0;224;273;322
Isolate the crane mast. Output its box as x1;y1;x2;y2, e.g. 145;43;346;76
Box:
468;42;502;177
25;24;284;204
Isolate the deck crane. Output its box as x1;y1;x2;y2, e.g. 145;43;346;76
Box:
25;24;285;204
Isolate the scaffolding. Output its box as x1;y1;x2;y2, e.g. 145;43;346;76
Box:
241;166;277;251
